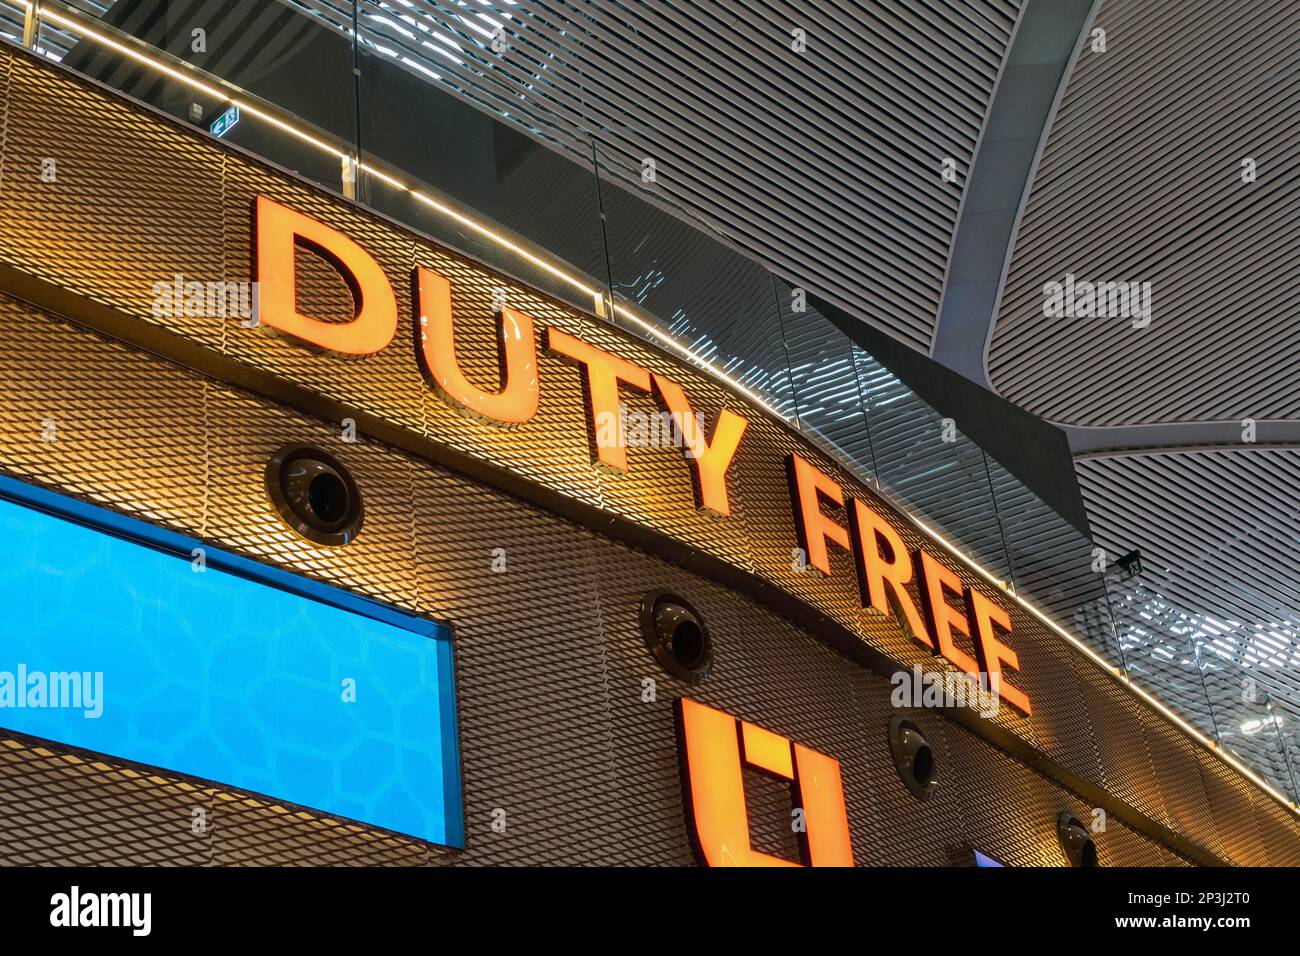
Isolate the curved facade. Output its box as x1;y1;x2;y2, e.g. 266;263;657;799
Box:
0;0;1295;870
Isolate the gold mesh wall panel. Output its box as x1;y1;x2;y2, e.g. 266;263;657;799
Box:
206;383;425;615
0;289;1283;866
0;44;1294;866
1001;605;1105;791
588;535;881;865
1199;750;1268;867
848;683;972;866
0;735;211;867
1143;715;1225;860
207;791;438;867
1097;819;1189;868
574;319;758;569
408;467;628;866
0;298;207;532
943;720;1079;868
221;163;427;437
0;733;445;867
1067;653;1171;828
1257;800;1300;867
0;56;227;349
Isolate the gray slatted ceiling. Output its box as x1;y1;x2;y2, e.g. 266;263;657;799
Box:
592;139;802;417
1078;450;1300;655
282;0;1022;353
45;1;325;79
988;0;1300;426
1078;450;1300;793
982;0;1300;792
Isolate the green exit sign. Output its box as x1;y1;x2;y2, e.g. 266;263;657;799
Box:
209;105;240;138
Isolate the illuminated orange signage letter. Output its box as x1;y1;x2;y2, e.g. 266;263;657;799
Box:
414;266;539;424
546;327;651;471
967;588;1032;715
915;550;980;674
652;374;748;516
253;195;398;355
850;499;932;650
787;454;851;575
677;698;853;867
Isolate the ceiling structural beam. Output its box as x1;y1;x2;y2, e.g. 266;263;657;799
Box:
1070;420;1300;459
930;0;1300;459
930;0;1097;388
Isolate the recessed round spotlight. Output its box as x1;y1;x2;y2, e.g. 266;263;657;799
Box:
640;590;713;683
1057;812;1099;867
888;716;937;801
265;444;364;546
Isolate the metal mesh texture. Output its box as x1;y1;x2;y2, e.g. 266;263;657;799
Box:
0;294;1293;865
0;46;1295;865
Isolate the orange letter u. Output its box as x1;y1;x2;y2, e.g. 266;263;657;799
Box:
415;266;539;425
677;698;853;867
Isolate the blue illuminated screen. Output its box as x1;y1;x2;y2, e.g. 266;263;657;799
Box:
0;479;462;847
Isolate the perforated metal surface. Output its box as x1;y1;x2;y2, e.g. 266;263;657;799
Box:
410;469;627;866
0;296;207;531
0;291;1265;867
944;719;1081;867
0;44;1293;866
0;732;440;867
0;735;211;866
0;52;227;347
1067;652;1169;828
291;0;1023;353
989;0;1299;427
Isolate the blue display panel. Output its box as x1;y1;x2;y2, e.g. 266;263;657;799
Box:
973;850;1006;867
0;475;462;848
